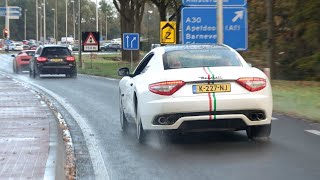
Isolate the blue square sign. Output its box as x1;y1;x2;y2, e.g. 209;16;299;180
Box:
122;33;140;50
181;7;248;50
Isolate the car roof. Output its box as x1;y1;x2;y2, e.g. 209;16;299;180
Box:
40;44;69;48
157;44;231;53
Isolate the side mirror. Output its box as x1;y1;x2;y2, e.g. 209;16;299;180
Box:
118;67;130;77
247;63;252;67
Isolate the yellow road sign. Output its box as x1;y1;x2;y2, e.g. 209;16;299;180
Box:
160;21;176;44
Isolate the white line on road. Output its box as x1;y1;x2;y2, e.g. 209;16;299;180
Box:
272;117;278;121
305;130;320;136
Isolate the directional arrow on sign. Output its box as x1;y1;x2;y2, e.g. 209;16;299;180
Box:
131;37;136;48
232;10;244;22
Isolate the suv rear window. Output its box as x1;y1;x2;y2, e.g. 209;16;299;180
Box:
163;48;242;70
41;47;71;57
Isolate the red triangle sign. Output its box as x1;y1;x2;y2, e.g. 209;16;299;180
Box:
84;32;98;45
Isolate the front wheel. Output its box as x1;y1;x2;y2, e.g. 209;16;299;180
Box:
119;96;128;132
246;124;271;140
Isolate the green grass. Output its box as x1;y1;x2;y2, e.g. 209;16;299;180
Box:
272;80;320;122
77;56;320;122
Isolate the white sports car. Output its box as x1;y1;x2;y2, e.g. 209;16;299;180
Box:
118;44;272;143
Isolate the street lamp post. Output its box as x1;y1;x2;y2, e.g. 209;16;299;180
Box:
147;10;153;50
71;0;75;39
66;0;68;43
43;0;46;43
24;9;28;40
105;15;108;40
52;8;55;43
96;0;98;31
36;0;38;43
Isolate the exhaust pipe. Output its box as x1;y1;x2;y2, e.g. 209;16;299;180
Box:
257;113;265;120
158;117;167;125
250;113;258;121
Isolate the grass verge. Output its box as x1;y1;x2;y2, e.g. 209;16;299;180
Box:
272;80;320;122
77;56;320;123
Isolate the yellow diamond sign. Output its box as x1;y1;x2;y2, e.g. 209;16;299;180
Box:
160;21;176;44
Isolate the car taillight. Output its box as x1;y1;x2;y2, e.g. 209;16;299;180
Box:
236;77;266;92
66;56;75;61
37;57;47;62
149;80;186;96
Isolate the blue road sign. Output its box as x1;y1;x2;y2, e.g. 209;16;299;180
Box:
123;33;140;50
0;11;22;17
0;6;22;17
0;7;22;12
181;7;248;50
182;0;247;7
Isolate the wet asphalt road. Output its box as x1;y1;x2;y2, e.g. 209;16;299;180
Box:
1;53;320;180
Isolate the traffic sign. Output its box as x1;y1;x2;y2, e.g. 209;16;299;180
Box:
0;6;22;18
160;21;176;44
122;33;139;50
0;6;22;12
82;32;100;52
181;7;248;50
182;0;247;7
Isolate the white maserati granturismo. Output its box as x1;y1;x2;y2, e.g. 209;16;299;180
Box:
118;44;272;143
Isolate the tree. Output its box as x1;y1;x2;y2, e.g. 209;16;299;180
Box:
113;0;147;62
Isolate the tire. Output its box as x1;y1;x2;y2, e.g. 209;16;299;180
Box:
16;65;21;74
70;69;77;78
136;105;147;143
119;94;128;132
13;62;17;74
246;124;271;139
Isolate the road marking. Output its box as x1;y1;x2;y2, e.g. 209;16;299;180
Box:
272;117;278;121
305;130;320;136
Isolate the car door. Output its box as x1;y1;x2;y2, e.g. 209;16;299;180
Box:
123;52;155;121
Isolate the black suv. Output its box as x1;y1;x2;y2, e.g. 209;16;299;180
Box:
100;43;121;52
29;45;77;78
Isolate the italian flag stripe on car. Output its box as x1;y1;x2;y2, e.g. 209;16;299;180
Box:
207;67;217;120
202;67;217;120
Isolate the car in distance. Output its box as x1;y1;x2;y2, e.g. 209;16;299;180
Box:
118;44;273;143
12;50;35;73
8;43;24;51
29;45;77;78
100;43;121;52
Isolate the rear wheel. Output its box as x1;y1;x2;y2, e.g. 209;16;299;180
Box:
246;124;271;139
136;105;147;143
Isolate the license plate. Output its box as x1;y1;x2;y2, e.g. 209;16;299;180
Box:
192;84;231;93
51;58;62;62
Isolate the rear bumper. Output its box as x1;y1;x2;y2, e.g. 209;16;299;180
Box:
37;63;76;74
140;93;272;131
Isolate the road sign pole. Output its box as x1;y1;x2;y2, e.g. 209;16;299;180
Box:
5;0;10;39
130;50;133;70
217;0;224;44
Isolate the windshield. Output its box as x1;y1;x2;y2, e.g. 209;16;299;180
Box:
163;48;242;70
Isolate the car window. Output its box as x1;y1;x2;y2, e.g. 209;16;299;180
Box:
133;53;154;76
41;47;71;57
35;47;42;55
26;51;35;56
163;48;242;70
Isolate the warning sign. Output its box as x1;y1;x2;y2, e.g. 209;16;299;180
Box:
82;32;100;52
160;21;176;44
